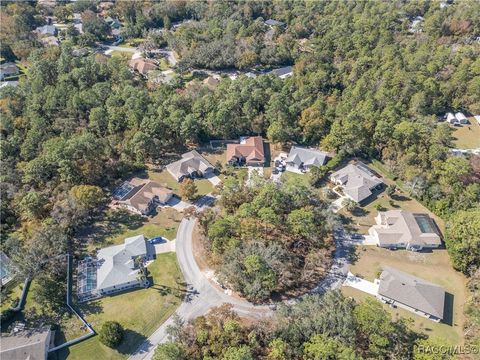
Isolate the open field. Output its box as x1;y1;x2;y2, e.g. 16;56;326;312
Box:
450;121;480;148
58;253;184;360
343;246;467;345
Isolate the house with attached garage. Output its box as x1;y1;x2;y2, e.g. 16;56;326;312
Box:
0;62;19;81
166;150;215;182
268;66;293;79
114;178;173;215
77;235;150;302
330;162;384;204
377;267;445;322
226;136;265;166
368;210;441;251
285;146;329;173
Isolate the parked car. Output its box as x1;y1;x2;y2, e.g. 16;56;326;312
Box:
351;233;364;240
149;236;164;244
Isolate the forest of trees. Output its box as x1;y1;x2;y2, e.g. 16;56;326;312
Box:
154;291;452;360
1;0;479;354
197;174;335;301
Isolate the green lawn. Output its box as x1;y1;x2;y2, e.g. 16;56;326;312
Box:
0;280;23;312
147;170;180;192
59;253;184;360
195;178;214;196
450;121;480;148
343;246;467;345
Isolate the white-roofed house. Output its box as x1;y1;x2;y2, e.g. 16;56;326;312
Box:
455;112;468;124
77;235;149;301
285;146;329;173
445;112;456;124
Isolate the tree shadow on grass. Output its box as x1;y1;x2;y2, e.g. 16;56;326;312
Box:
116;329;148;355
77;300;103;317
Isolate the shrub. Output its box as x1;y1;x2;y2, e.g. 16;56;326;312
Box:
99;321;124;348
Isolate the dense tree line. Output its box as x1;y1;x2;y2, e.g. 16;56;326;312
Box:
1;0;479;350
154;291;451;360
198;175;335;301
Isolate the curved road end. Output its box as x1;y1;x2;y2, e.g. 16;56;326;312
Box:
128;217;270;360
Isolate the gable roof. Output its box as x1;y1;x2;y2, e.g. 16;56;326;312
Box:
286;146;328;167
35;25;57;36
226;136;265;164
265;19;285;27
96;235;146;291
128;58;158;75
166;150;214;181
203;76;219;89
371;210;441;247
378;267;445;319
330;163;383;202
0;328;51;360
268;66;293;77
119;179;173;212
0;62;19;76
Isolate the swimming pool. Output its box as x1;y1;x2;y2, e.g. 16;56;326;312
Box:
414;215;436;233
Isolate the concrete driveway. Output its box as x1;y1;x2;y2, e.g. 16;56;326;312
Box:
204;173;221;186
153;240;176;254
330;196;347;213
343;272;379;296
167;197;190;212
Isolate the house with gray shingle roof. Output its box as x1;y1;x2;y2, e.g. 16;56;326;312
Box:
166;150;214;182
0;327;52;360
268;66;293;79
330;162;384;203
35;25;57;36
77;235;149;301
285;146;329;173
377;267;445;322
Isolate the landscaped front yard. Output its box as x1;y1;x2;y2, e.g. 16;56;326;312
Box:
343;246;467;345
58;253;184;360
147;169;214;197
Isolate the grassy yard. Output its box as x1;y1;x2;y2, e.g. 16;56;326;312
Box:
0;280;23;312
58;253;184;360
450;121;480;148
146;170;180;192
343;246;467;345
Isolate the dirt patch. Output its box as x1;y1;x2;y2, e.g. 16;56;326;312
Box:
192;223;211;272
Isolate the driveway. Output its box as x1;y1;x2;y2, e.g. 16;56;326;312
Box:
330;195;347;213
167;197;191;212
204;173;222;186
153;240;176;254
342;272;379;296
128;218;270;360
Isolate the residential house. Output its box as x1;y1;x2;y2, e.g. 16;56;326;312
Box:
166;150;215;182
377;267;445;322
330;163;384;203
368;210;441;250
265;19;285;27
77;235;149;301
285;146;329;173
0;251;13;286
0;81;19;89
203;76;220;89
226;136;265;167
0;327;53;360
40;35;59;47
35;25;57;36
116;178;173;215
0;62;19;81
268;66;293;79
129;58;158;77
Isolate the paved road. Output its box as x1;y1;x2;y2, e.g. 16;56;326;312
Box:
128;218;269;360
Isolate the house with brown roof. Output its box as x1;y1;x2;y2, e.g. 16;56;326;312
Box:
115;178;173;215
128;58;158;76
377;267;445;322
368;210;441;251
226;136;265;167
